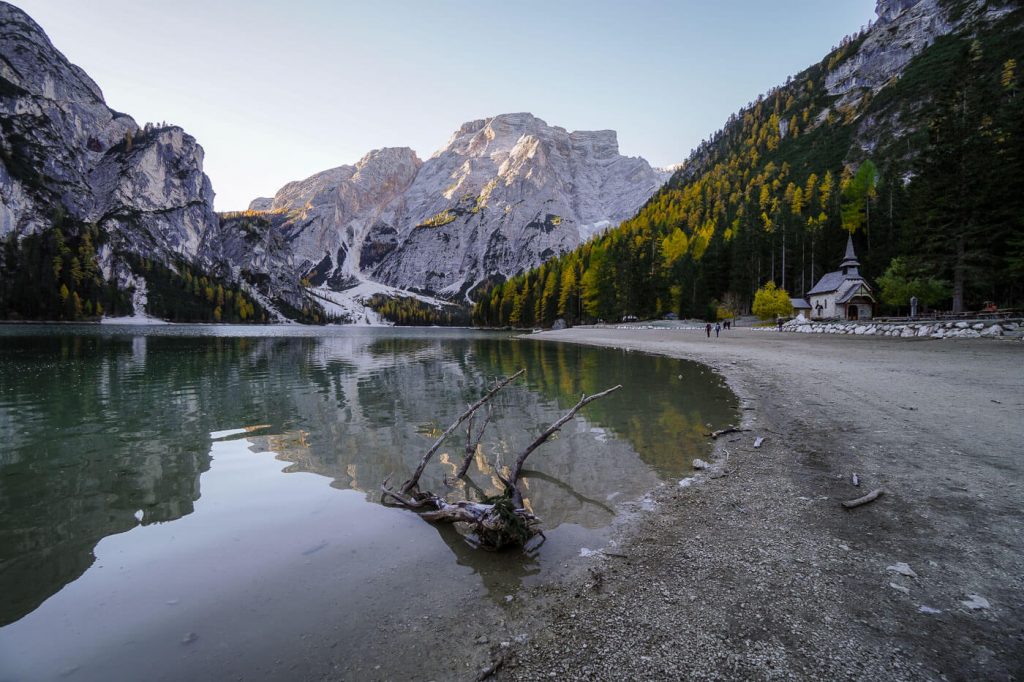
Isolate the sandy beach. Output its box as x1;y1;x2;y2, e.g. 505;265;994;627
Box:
494;326;1024;680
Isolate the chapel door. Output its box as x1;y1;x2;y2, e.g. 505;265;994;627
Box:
847;305;858;320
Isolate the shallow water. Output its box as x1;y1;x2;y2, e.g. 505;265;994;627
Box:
0;325;735;680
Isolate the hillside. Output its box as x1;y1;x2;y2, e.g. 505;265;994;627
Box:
473;0;1024;327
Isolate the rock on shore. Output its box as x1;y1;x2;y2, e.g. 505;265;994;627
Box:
781;318;1020;339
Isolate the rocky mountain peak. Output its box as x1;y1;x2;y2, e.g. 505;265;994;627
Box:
247;112;669;303
875;0;924;24
351;146;421;186
0;0;228;317
827;0;952;106
0;2;104;105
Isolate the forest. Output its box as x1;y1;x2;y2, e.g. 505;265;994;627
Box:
0;207;269;323
0;212;132;321
473;8;1024;328
367;294;471;326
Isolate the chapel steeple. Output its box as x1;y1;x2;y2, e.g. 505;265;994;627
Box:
840;234;860;276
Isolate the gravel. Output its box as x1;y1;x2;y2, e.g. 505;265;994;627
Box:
486;327;1024;681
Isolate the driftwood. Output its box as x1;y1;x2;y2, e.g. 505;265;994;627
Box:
475;655;505;681
400;369;524;495
454;403;493;480
383;371;622;550
851;472;860;487
706;426;750;439
842;488;884;509
505;385;622;507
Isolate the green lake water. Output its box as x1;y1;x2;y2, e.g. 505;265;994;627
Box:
0;325;735;680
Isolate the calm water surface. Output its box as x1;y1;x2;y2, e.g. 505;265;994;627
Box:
0;325;735;680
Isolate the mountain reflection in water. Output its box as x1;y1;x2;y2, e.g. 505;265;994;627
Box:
0;327;735;628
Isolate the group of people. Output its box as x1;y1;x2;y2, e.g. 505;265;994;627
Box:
705;319;731;338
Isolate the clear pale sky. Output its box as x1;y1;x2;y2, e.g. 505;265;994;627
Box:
15;0;877;210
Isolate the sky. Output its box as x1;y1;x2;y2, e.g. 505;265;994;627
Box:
15;0;877;211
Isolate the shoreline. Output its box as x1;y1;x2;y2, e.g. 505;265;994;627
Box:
493;326;1023;680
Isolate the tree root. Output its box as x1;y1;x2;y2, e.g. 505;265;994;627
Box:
382;373;622;550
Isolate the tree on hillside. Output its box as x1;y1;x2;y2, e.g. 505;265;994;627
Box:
751;281;793;320
877;257;950;314
840;160;878;240
557;264;579;324
581;246;616;320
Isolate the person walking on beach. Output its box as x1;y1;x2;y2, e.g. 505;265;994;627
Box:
715;322;721;338
705;322;712;338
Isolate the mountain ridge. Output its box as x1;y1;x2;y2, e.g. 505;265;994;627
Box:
246;111;669;306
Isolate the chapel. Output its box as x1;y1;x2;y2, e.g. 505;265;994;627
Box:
807;235;875;320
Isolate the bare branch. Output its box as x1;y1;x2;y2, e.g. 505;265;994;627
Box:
705;426;750;438
401;369;525;495
507;385;622;491
456;402;492;479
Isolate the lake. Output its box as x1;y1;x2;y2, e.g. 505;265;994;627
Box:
0;325;735;681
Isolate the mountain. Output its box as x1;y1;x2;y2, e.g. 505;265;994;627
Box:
0;1;668;323
475;0;1024;327
0;1;290;322
247;113;669;304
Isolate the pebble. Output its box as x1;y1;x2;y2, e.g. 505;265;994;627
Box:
886;562;918;578
181;632;198;645
889;582;910;595
918;605;942;614
961;594;990;610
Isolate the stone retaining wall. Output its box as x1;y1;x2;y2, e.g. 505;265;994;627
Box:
781;318;1022;339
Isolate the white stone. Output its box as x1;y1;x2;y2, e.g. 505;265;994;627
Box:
961;594;990;610
886;562;918;578
980;325;1003;337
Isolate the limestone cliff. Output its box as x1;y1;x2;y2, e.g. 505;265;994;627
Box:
0;2;222;302
252;113;669;300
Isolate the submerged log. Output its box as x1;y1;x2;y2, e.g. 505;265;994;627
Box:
382;372;622;550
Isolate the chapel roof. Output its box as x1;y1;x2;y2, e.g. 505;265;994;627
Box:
807;270;854;295
808;234;867;295
836;279;875;303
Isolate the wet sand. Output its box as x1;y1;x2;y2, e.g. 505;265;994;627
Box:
494;326;1024;680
